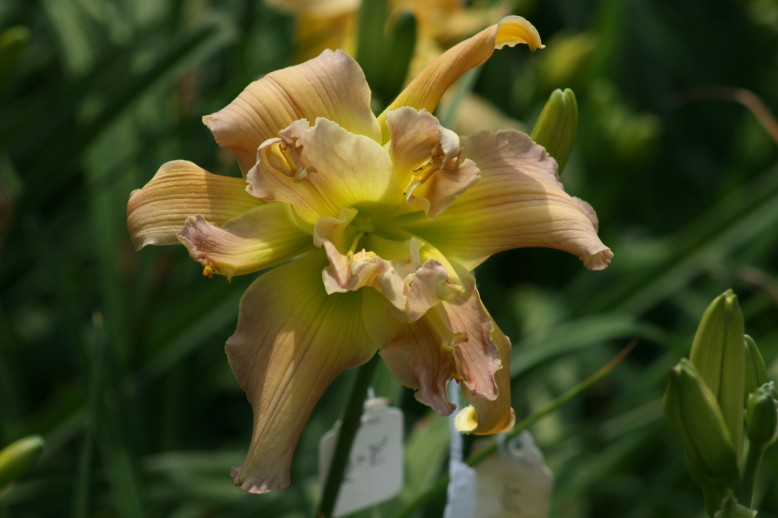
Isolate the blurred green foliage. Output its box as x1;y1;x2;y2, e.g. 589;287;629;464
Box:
0;0;777;516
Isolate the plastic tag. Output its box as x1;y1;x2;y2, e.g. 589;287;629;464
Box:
444;381;475;518
471;431;554;518
444;460;476;518
319;398;404;517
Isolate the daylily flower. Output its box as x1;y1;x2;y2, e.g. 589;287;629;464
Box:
127;16;612;494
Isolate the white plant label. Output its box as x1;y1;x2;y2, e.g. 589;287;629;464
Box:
472;431;554;518
319;399;404;517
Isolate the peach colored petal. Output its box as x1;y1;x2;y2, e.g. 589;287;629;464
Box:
378;16;543;138
203;50;380;174
387;107;480;218
403;129;613;270
226;252;377;494
177;203;311;280
126;160;260;250
247;118;399;224
456;320;516;435
364;287;509;423
376;311;457;415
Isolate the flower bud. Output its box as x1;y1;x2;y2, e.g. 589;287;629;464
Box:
0;435;45;489
689;290;746;460
743;335;767;401
664;359;740;490
745;382;778;451
530;88;578;174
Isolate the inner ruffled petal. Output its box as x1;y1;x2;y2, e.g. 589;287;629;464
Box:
363;287;509;421
247;118;401;225
386;107;481;219
314;209;470;322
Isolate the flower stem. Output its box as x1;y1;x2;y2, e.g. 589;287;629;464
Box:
738;444;763;508
317;353;381;518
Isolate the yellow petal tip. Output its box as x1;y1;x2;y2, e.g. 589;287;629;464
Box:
454;405;479;434
495;16;544;52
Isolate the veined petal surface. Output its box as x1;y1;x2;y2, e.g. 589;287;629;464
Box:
248;118;399;224
178;203;311;280
127;160;260;249
404;130;613;270
378;16;543;135
226;251;377;494
204;50;380;174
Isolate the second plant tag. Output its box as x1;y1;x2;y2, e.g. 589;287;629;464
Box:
319;398;404;517
472;431;554;518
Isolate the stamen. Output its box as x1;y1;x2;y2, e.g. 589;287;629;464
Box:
202;264;214;278
259;138;314;181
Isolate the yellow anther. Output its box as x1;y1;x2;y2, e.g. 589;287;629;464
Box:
202;265;214;278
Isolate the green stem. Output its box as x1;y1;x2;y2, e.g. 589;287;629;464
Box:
395;342;636;518
317;353;381;518
738;444;764;508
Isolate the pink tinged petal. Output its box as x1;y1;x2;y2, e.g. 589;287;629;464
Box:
444;288;501;401
373;306;457;415
406;129;613;270
203;50;380;174
177;203;312;280
455;322;516;435
126;160;260;250
387;107;480;219
378;16;543;137
364;287;511;429
315;215;465;321
226;251;377;494
248;118;399;224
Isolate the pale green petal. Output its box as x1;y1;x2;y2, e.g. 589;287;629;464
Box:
316;216;466;322
177;203;312;280
248;118;399;224
127;160;260;250
227;251;377;494
403;130;612;270
204;50;380;174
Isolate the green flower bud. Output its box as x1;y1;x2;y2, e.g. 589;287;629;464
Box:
745;382;778;451
743;336;767;400
664;359;740;490
689;290;746;461
0;435;45;489
531;88;578;174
